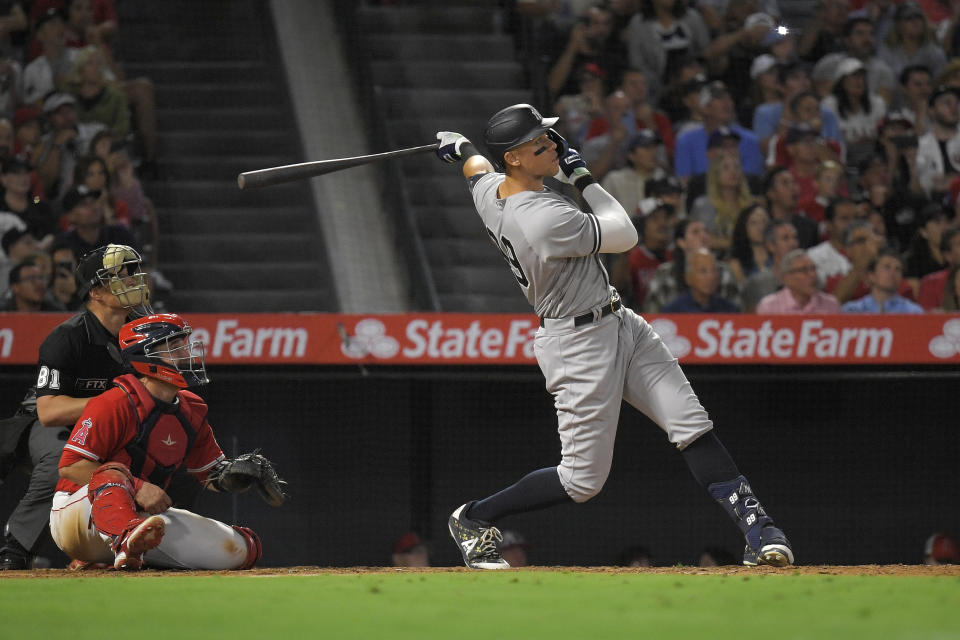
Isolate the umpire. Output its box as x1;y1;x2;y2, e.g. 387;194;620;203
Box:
0;244;151;569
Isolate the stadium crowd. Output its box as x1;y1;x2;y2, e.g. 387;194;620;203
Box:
520;0;960;314
0;0;163;312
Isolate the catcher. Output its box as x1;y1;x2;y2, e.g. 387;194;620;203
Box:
49;313;288;570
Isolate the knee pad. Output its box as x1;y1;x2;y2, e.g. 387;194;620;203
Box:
232;526;262;570
88;463;141;537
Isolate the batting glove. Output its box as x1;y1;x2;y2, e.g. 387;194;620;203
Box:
436;131;471;164
554;147;592;186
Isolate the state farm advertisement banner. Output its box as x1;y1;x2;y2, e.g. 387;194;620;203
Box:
2;313;960;365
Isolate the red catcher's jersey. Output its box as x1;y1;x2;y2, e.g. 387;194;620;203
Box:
57;382;225;494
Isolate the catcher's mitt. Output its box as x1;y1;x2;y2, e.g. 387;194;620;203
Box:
208;450;288;507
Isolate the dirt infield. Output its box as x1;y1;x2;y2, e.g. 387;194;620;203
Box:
2;564;959;579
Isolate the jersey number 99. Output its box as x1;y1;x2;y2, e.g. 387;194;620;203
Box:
486;228;529;288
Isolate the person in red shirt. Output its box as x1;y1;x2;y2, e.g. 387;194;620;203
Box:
611;197;674;310
49;313;286;570
917;224;960;309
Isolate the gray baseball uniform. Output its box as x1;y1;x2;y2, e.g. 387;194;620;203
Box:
470;172;712;502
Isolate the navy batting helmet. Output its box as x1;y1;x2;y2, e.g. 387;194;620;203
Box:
483;104;562;169
119;313;209;388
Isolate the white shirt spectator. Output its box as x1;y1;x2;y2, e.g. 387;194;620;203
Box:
22;49;76;105
916;128;960;195
807;240;851;285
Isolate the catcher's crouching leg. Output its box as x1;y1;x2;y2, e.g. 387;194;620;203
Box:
232;526;262;569
87;462;142;537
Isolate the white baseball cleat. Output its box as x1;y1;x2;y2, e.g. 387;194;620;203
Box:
114;515;165;570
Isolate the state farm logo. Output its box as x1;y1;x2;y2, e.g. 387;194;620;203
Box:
928;318;960;359
340;319;400;359
649;318;690;358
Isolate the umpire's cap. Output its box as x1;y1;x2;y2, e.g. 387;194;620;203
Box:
484;104;559;169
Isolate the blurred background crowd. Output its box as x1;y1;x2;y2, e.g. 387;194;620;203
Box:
507;0;960;315
0;0;162;314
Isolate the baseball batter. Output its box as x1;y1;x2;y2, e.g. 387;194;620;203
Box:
436;104;793;569
49;313;287;570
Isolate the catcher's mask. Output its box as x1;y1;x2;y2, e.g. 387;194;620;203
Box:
76;244;151;312
119;314;209;388
483;103;564;170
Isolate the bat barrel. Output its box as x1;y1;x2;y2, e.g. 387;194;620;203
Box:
237;143;440;190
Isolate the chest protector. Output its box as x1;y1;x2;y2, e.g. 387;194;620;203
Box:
113;374;204;488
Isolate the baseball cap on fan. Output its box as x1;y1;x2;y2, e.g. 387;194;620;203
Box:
707;126;741;149
698;81;730;109
43;91;76;114
62;184;102;212
750;54;778;80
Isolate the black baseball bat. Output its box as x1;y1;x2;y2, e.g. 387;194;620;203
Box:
237;143;440;190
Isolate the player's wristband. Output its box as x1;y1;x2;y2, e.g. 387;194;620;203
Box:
459;141;479;161
133;478;144;493
574;174;597;192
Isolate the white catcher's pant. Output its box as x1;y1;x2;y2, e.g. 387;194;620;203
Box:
535;307;713;503
50;488;252;569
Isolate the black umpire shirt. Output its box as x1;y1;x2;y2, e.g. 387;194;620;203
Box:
18;308;126;417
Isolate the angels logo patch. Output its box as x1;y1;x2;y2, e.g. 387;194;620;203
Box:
72;417;93;446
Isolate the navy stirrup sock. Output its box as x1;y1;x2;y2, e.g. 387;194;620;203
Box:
467;467;572;523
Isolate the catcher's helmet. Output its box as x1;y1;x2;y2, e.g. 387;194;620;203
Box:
76;244;151;310
483;103;560;169
119;313;209;388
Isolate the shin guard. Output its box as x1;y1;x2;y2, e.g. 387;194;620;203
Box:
707;475;774;552
87;463;143;538
232;526;262;570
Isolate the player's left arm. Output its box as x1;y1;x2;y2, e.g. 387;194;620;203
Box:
436;131;494;180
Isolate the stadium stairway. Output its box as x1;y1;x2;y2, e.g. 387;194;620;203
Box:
113;0;338;312
356;0;534;312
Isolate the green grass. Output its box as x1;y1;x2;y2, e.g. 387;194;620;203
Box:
2;572;959;639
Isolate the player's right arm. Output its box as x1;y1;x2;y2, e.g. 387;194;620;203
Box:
436;131;494;180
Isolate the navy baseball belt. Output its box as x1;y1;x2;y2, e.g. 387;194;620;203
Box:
539;296;621;329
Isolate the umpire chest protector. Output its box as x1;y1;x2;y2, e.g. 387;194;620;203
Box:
113;374;205;488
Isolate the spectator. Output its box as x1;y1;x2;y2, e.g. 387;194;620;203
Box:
842;248;924;312
755;62;844;160
902;202;948;289
824;219;915;302
698;546;738;567
708;12;785;122
53;183;136;260
940;264;960;311
662;247;740;312
878;1;947;81
0;255;64;311
741;219;800;312
922;533;960;565
645;218;741;312
797;0;851;63
391;532;429;568
769;91;846;169
675;81;764;180
670;71;707;136
763;166;820;248
811;16;897;103
784;123;838;205
917;223;960;309
546;4;624;101
749;54;782;119
48;235;79;309
877;110;924;199
601;130;666;216
554;63;607;150
0;223;33;293
581;90;631;179
618;68;676;158
108;142;155;262
73;153;125;226
897;64;933;134
646;174;686;219
685;125;761;209
728;203;772;283
12;105;42;162
0;48;22;120
808;197;859;283
916;84;960;196
498;530;530;568
625;0;710;105
35;91;91;201
821;57;888;168
689;153;756;252
798;159;846;228
0;156;56;244
22;8;74;105
70;44;128;143
756;248;843;313
611;197;673;310
0;3;26;64
856;150;924;250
